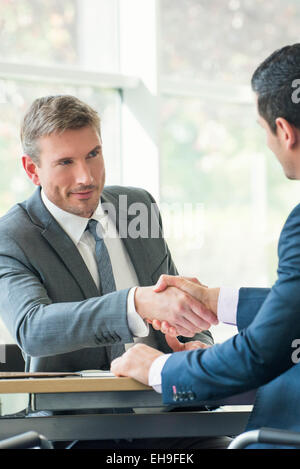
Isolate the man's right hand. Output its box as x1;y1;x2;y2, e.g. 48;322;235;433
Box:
150;275;220;336
134;285;218;338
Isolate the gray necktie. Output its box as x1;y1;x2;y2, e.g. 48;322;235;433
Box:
86;219;116;295
87;219;157;353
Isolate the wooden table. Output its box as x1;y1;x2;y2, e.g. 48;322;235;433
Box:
0;375;149;394
0;376;253;442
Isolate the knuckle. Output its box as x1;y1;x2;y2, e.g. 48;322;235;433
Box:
170;312;178;323
177;304;185;315
177;292;188;306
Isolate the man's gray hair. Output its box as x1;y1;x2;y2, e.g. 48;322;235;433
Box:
20;95;101;165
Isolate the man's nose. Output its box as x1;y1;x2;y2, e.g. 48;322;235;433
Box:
74;162;94;185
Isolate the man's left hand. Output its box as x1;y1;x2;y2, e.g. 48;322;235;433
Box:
110;343;163;385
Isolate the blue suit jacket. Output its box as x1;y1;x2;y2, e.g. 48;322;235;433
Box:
162;203;300;449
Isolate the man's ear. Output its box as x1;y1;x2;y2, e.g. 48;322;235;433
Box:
275;118;297;149
22;155;41;186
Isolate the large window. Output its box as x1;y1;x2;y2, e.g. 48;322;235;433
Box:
0;0;120;71
0;0;122;218
1;0;300;346
0;0;123;343
159;0;300;341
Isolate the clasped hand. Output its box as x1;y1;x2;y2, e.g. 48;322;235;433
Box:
111;276;217;384
144;274;220;338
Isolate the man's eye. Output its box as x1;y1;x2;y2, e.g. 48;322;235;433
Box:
88;149;100;158
59;160;72;166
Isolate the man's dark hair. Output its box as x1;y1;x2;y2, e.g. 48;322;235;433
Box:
251;43;300;133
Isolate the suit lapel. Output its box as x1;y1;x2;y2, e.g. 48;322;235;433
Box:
24;188;99;299
101;190;156;287
24;187;160;297
42;221;100;298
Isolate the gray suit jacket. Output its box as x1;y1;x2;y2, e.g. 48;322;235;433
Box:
0;186;212;372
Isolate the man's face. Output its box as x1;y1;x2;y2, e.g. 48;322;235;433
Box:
29;126;105;218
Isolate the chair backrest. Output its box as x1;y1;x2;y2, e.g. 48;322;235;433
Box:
0;344;25;371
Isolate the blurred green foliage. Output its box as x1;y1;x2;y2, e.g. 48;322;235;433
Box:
0;0;300;293
160;96;300;287
0;0;76;66
160;0;300;287
161;0;300;85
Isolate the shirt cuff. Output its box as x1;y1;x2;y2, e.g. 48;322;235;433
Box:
148;354;171;393
127;286;149;337
217;287;239;325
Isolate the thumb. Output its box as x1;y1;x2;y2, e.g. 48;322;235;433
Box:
153;275;171;292
165;334;183;352
153;274;181;292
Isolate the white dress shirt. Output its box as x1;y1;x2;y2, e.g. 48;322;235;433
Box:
149;287;239;392
41;189;148;339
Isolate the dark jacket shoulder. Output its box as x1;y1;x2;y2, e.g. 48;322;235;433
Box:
103;185;155;205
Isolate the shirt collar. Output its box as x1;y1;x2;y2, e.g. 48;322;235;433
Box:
41;189;106;246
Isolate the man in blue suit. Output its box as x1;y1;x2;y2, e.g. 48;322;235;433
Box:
111;43;300;449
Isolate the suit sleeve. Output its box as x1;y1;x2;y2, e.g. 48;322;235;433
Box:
0;236;133;357
161;204;300;404
237;287;271;330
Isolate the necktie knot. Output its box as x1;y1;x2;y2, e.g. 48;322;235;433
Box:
86;219;103;239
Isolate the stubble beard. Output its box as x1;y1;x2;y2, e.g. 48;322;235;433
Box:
63;185;102;218
65;194;100;218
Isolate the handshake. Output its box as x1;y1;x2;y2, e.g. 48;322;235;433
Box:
134;275;220;338
111;276;220;383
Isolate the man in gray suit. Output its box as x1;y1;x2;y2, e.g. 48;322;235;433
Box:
0;95;214;376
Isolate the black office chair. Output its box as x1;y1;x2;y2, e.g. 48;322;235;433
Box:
228;427;300;449
0;431;53;449
0;344;50;448
0;343;25;372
